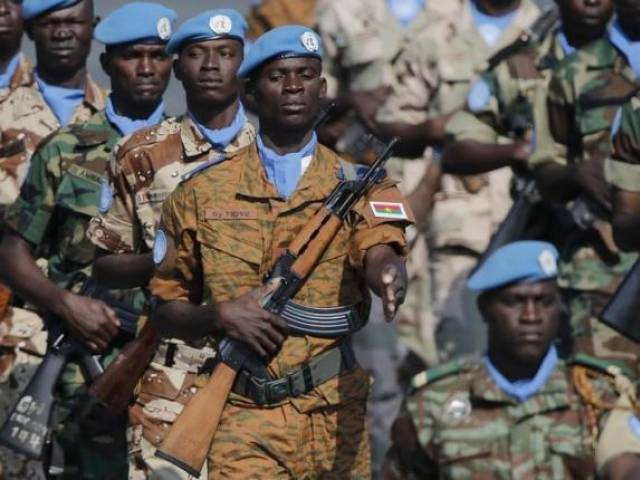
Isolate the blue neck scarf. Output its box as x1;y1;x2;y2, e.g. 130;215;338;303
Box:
35;72;84;127
191;103;247;150
483;345;558;403
557;30;577;57
610;21;640;79
257;132;317;199
470;0;518;48
386;0;426;26
105;96;165;137
0;54;20;89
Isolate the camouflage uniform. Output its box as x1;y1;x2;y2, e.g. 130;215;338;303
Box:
86;114;255;480
377;0;540;362
246;0;318;40
529;38;640;374
3;110;141;479
0;61;106;216
148;142;412;479
383;354;640;479
605;93;640;193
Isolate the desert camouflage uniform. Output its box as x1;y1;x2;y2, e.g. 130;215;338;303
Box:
3;110;144;479
86;114;255;480
315;2;463;474
383;354;640;479
530;38;640;374
246;0;318;40
148;142;412;479
377;0;540;362
0;60;105;216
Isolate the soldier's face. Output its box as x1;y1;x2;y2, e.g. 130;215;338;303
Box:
27;0;93;76
559;0;613;37
176;38;243;107
251;57;326;132
482;280;561;367
102;43;172;109
0;0;23;57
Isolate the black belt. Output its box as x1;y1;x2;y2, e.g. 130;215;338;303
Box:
232;343;357;406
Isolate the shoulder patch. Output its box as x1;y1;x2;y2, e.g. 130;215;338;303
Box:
410;360;465;392
99;178;113;214
467;78;492;113
369;201;408;220
153;230;167;265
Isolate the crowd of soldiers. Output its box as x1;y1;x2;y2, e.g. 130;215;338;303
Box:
1;0;640;478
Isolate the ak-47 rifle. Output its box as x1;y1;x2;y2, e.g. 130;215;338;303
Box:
88;104;337;416
600;258;640;342
0;277;138;460
154;135;398;476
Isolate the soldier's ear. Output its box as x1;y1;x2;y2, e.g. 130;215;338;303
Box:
319;76;327;100
242;78;257;108
99;52;111;77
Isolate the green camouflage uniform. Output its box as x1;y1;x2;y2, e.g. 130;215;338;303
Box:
4;110;145;479
605;94;640;193
529;38;640;374
383;354;640;479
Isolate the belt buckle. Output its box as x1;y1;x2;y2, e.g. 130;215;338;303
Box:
265;377;290;404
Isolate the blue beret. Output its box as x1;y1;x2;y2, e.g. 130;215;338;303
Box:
238;25;323;79
23;0;81;21
467;241;559;293
166;9;247;55
95;3;177;46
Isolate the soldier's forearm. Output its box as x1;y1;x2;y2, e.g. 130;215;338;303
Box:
0;230;68;317
93;251;154;289
152;299;218;341
442;140;526;175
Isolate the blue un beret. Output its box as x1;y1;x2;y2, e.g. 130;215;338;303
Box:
238;25;323;79
166;9;247;55
467;241;559;293
23;0;81;21
95;3;177;46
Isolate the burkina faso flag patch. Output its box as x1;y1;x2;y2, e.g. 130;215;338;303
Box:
369;201;408;220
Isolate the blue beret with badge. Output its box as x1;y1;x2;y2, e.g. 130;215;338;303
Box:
467;241;559;292
238;25;323;79
95;2;177;46
23;0;81;21
166;9;247;55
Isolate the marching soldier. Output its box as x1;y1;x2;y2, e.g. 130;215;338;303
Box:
147;25;412;478
0;3;175;477
375;0;540;363
384;241;640;479
85;9;256;478
529;0;640;376
246;0;318;40
0;0;106;215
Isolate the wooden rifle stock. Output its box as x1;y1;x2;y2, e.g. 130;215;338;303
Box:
156;136;398;475
88;320;160;415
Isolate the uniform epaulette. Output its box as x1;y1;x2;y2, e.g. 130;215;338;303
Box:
179;153;229;184
568;353;633;379
117;118;178;157
71;125;111;147
409;360;466;392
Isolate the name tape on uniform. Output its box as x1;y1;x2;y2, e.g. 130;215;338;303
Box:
205;208;258;221
369;201;408;220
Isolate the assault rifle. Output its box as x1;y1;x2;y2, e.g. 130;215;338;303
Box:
0;278;138;460
155;135;398;476
88;103;336;416
599;258;640;342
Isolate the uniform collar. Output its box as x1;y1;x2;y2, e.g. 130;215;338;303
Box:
0;54;33;102
72;110;121;150
105;95;166;137
180;112;255;160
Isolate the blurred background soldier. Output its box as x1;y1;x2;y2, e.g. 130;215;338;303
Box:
0;2;175;477
0;0;105;219
375;0;540;366
529;0;640;377
246;0;318;41
383;241;640;480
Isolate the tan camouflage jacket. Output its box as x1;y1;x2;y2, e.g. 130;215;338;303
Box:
377;0;540;254
150;142;413;413
0;59;106;214
87;114;255;254
383;355;640;480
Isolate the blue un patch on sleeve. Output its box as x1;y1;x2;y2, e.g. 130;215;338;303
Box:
99;178;113;214
467;78;492;113
153;230;167;265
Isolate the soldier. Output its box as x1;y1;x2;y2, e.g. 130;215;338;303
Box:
383;241;640;480
147;25;412;478
0;0;106;215
0;3;175;477
246;0;318;40
529;0;640;375
85;9;255;478
375;0;540;363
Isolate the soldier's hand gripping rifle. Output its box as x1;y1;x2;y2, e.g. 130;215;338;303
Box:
0;277;138;460
599;258;640;342
154;136;398;477
88;103;337;416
